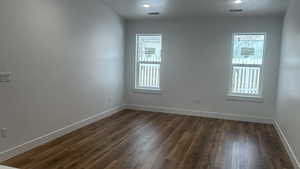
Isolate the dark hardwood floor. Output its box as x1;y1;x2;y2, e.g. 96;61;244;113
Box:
2;110;294;169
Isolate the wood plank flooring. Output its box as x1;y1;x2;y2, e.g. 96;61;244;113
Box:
1;110;294;169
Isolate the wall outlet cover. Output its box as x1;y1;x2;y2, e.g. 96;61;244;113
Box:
1;128;8;138
0;72;12;82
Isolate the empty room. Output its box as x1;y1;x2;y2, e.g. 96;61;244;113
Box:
0;0;300;168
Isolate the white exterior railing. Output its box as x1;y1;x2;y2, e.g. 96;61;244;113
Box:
231;66;261;95
137;63;160;89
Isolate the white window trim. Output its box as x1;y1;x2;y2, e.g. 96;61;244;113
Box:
227;32;267;102
133;34;162;94
132;88;162;95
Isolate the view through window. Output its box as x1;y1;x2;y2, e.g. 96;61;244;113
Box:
229;33;265;97
135;34;162;90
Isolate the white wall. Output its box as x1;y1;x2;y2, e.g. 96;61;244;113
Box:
0;0;124;153
126;16;283;119
276;0;300;166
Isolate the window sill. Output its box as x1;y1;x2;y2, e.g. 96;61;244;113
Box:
132;88;162;95
227;95;264;103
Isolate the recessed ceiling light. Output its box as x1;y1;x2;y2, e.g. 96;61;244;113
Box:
143;4;151;8
234;0;243;4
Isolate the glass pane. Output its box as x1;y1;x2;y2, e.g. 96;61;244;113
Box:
233;34;265;65
136;34;161;90
137;35;162;62
231;66;261;95
138;63;160;89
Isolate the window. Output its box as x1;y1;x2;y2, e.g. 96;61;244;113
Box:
135;34;162;91
229;33;266;98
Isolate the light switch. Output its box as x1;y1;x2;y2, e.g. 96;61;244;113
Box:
0;72;12;82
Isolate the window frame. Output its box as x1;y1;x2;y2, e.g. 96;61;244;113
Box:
134;34;162;93
228;32;267;102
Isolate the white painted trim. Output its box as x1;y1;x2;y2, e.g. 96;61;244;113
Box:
227;95;264;103
132;88;162;95
134;34;162;91
0;165;18;169
125;104;273;124
228;32;267;99
273;120;300;169
0;105;126;162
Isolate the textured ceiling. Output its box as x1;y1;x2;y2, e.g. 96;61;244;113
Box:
102;0;289;19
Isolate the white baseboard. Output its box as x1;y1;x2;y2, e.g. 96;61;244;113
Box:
273;121;300;169
125;104;273;124
0;165;18;169
0;105;126;162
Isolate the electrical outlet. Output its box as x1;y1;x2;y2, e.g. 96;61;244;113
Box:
1;128;7;138
0;72;12;82
105;97;113;106
282;126;288;133
193;100;201;104
108;97;113;104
